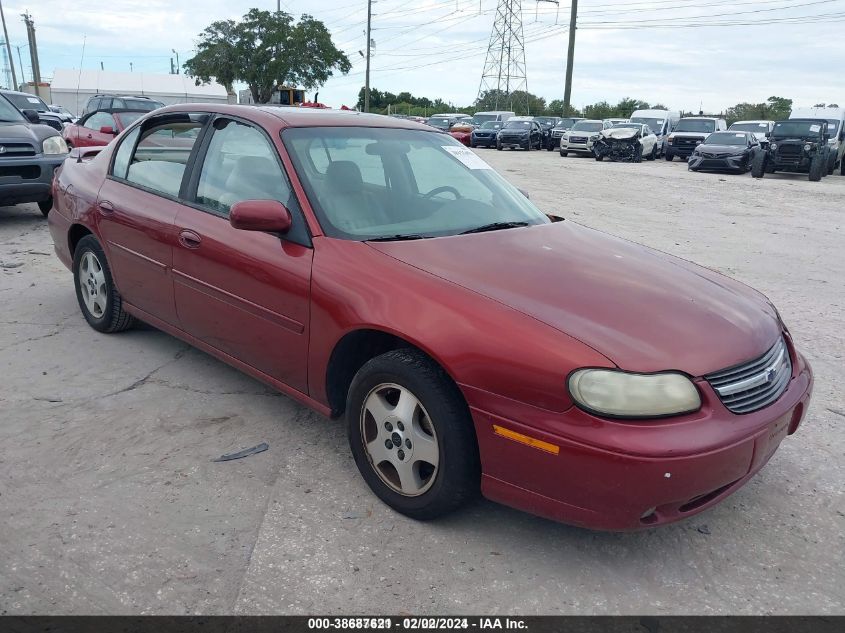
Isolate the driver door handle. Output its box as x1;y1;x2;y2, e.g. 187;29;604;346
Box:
178;229;202;249
98;200;114;215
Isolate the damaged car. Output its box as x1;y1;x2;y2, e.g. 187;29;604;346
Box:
688;131;759;173
594;123;659;162
751;119;832;182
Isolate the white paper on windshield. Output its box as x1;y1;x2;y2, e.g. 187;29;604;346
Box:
758;123;767;128
442;146;493;170
27;97;40;103
735;133;746;138
809;124;821;132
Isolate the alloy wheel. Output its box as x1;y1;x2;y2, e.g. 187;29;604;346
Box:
78;251;107;318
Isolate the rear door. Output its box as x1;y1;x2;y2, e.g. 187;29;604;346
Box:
96;112;208;325
172;116;313;392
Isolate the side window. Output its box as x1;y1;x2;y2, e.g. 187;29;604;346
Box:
111;126;141;180
123;118;203;197
195;119;293;217
112;99;126;109
99;98;113;110
87;98;101;112
84;112;114;131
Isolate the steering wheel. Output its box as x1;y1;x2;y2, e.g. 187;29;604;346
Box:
423;186;462;200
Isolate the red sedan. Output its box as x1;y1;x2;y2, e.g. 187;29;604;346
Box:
448;123;474;147
48;105;812;530
63;109;146;148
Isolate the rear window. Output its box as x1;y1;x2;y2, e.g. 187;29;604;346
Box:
5;93;49;112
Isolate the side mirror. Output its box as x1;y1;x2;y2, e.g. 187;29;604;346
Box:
230;200;292;234
22;109;40;124
99;126;117;135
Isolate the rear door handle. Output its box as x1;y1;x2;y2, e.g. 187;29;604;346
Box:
98;200;114;215
178;229;202;249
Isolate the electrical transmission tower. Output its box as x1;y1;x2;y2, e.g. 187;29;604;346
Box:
477;0;528;113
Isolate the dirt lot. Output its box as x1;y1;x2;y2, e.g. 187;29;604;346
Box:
1;151;843;615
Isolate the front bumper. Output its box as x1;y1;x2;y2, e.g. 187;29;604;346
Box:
561;139;595;154
498;135;530;149
468;345;813;531
0;154;65;206
688;153;747;171
471;134;497;147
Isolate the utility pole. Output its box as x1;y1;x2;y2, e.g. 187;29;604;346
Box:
21;11;40;86
0;0;16;89
364;0;372;112
562;0;577;117
172;49;180;74
15;44;24;84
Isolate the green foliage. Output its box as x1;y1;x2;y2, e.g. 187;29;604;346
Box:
185;9;351;104
473;89;546;116
724;96;793;124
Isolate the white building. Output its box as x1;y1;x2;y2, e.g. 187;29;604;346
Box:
48;69;233;116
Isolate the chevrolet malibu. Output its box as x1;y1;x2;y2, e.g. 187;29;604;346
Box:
49;105;813;530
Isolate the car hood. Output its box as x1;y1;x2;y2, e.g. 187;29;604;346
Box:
0;120;58;143
698;144;746;154
368;221;780;376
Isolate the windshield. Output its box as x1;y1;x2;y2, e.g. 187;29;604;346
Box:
503;120;532;129
554;118;580;129
5;92;49;112
283;127;549;240
571;121;603;132
730;122;769;133
675;119;716;133
473;114;499;124
631;117;665;132
480;122;502;130
0;96;25;122
116;111;145;127
773;120;824;138
534;117;557;126
427;117;451;129
612;123;642;130
705;132;748;146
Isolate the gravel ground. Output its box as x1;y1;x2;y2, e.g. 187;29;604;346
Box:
1;150;843;615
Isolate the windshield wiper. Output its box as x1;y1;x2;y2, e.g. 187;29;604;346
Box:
367;234;429;242
459;221;530;235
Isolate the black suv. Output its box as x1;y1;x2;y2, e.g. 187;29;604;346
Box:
82;94;164;116
752;119;831;182
0;94;68;215
0;90;63;131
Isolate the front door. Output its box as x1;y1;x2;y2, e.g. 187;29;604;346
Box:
96;113;207;325
172;116;313;392
76;111;116;147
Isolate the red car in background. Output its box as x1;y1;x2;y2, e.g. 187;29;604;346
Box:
63;110;146;148
449;122;474;147
48;105;812;531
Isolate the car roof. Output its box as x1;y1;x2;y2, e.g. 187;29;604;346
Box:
149;103;435;131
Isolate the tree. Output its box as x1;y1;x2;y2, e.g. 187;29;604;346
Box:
474;89;546;116
185;9;351;104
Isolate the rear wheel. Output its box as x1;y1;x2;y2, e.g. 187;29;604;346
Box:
808;154;824;182
347;349;479;520
826;152;835;175
751;152;767;178
73;235;135;333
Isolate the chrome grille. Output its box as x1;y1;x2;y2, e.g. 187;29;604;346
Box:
0;142;37;158
705;338;791;414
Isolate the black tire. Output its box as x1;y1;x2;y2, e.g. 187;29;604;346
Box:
826;153;835;176
347;349;479;520
634;145;643;163
559;150;568;157
525;141;531;151
469;141;476;148
73;235;135;333
664;151;674;161
595;154;603;161
496;142;503;151
751;152;767;178
546;143;554;152
808;155;824;182
37;198;52;216
647;144;657;161
841;156;845;176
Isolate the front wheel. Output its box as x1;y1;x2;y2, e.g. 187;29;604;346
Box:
496;142;503;151
73;235;135;333
347;349;479;520
808;155;824;182
751;152;767;178
665;151;674;162
559;150;568;157
37;199;52;217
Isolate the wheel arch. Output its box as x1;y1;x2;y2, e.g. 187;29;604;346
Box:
324;327;463;419
68;223;94;257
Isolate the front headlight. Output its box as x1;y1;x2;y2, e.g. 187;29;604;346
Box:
803;143;813;152
770;143;778;150
568;369;701;418
43;136;69;154
590;135;599;141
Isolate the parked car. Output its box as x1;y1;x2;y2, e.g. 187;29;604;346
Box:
472;110;515;125
607;118;630;125
81;94;164;116
0;89;64;131
630;109;681;157
559;119;612;157
665;117;728;161
426;113;470;131
752;119;832;182
594;123;659;162
0;93;68;215
470;121;503;148
496;117;543;150
49;105;813;531
448;122;474;147
790;106;845;175
532;116;560;149
688;131;759;173
728;120;774;145
63;110;146;148
49;104;77;124
548;117;584;150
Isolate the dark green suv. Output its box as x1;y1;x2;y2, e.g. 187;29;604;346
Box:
751;119;831;182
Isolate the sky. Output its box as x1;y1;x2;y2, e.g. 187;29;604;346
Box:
3;0;843;113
